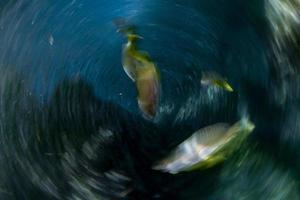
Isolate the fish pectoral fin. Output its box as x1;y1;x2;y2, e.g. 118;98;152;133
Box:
123;66;136;81
182;154;226;172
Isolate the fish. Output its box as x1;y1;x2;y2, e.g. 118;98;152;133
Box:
201;71;234;92
116;22;160;119
153;118;255;174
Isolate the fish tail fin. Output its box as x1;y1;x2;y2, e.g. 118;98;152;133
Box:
240;117;255;132
223;81;234;92
127;34;143;42
113;18;143;41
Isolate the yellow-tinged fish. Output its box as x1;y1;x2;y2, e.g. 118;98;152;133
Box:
117;25;160;119
153;118;255;174
201;71;234;92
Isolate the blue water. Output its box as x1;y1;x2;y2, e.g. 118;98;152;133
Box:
0;0;299;199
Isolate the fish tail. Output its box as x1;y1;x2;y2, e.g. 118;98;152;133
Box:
113;19;142;41
223;81;234;92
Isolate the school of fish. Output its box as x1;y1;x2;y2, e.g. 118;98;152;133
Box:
115;20;254;174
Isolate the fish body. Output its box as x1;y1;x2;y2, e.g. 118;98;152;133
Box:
136;60;160;119
201;71;233;92
120;31;160;119
153;118;255;174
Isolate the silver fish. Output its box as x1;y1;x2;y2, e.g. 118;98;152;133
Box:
153;118;255;174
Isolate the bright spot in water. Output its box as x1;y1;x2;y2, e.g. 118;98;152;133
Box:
49;35;54;46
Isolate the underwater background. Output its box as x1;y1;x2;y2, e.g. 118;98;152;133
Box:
0;0;300;199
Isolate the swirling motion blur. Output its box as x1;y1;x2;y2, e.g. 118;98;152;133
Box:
0;0;300;199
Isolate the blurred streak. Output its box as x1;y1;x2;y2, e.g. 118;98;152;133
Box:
215;145;300;199
0;0;299;199
266;0;300;104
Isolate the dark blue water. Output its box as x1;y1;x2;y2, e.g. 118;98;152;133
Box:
0;0;299;199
